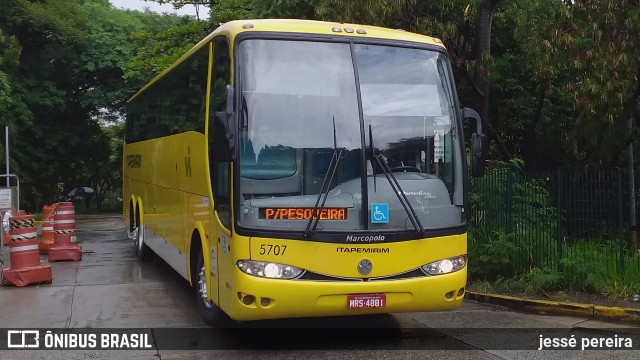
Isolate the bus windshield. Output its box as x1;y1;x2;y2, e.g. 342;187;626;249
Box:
236;39;464;235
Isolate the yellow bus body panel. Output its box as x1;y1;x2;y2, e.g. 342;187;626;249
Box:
124;131;210;278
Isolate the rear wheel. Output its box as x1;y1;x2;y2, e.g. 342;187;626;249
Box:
134;211;152;262
195;250;227;326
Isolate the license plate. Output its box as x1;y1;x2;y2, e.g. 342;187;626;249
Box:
347;294;386;309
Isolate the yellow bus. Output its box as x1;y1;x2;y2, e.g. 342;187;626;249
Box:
123;19;486;325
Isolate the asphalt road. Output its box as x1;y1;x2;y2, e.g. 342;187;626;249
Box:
0;215;638;359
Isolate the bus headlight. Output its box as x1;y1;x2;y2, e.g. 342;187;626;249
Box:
237;260;305;279
420;255;466;276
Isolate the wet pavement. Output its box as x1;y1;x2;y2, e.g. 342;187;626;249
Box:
1;215;203;329
0;215;638;359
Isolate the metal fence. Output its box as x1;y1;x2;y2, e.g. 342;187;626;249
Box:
469;167;640;285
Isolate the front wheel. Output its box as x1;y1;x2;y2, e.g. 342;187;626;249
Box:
195;250;227;327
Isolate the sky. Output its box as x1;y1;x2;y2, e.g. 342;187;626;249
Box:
109;0;209;20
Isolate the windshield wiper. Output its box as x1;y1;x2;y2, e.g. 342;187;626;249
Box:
369;125;425;237
304;118;345;238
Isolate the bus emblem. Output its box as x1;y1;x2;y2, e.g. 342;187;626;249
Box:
357;259;373;276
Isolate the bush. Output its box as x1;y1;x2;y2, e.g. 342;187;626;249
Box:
468;164;640;299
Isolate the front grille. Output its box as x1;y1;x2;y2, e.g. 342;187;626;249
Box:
296;268;425;282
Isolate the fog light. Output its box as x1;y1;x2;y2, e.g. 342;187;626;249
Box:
457;288;465;297
260;297;270;307
242;295;255;305
445;291;454;299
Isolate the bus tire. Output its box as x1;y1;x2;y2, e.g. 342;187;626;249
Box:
135;218;153;262
195;250;226;326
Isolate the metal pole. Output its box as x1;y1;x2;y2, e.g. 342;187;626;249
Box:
505;167;513;236
557;168;563;261
629;115;637;253
5;126;9;187
618;168;625;276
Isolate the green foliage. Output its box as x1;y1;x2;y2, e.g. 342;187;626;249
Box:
207;0;252;23
470;163;559;278
514;0;640;167
0;0;197;210
559;241;640;295
99;190;124;212
252;0;320;19
470;280;494;293
123;20;209;87
520;267;564;293
468;231;520;280
560;244;607;292
602;281;639;302
0;30;20;120
472;238;640;299
147;0;252;23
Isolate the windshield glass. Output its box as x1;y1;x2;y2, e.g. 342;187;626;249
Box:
356;44;463;231
236;39;463;234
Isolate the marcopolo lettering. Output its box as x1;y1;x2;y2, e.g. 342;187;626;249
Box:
345;235;385;242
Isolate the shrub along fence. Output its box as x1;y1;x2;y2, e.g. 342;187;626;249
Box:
469;167;640;294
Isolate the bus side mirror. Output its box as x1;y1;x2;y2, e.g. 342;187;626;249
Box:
214;85;236;160
471;133;486;177
462;107;486;177
225;85;234;115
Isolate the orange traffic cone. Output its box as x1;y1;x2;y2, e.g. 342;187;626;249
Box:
2;214;52;286
38;204;56;254
47;202;82;262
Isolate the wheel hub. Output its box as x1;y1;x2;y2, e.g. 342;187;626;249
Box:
198;265;214;309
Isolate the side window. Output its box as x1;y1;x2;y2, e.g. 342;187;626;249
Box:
126;46;208;142
209;38;231;229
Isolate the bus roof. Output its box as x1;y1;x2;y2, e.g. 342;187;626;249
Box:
210;19;445;47
130;19;446;102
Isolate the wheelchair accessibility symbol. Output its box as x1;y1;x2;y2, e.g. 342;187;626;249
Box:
371;203;389;223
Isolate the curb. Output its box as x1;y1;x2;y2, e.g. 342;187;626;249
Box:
466;291;640;323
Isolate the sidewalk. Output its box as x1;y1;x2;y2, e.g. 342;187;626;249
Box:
466;291;640;323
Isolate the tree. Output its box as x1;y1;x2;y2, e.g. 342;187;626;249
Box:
0;0;195;210
146;0;252;22
309;0;511;159
252;0;318;19
519;0;640;166
471;0;510;160
480;0;569;167
123;20;210;87
0;30;20;123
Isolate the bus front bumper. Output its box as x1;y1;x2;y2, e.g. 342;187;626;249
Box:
222;268;467;321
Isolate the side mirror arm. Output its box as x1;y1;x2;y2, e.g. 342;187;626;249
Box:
462;107;482;135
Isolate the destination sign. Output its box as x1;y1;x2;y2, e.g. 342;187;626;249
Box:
260;208;348;220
